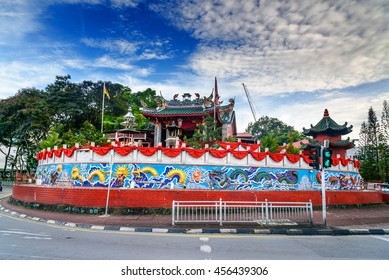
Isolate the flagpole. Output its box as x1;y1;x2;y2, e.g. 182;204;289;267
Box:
101;83;105;133
213;77;217;128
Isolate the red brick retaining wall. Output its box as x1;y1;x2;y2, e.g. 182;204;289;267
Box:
382;193;389;203
12;184;385;208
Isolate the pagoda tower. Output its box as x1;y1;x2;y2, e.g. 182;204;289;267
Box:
302;109;354;158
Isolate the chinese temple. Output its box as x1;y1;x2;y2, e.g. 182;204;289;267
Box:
303;109;355;158
140;78;237;147
14;87;388;214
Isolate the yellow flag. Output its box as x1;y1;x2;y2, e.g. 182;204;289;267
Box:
103;83;110;99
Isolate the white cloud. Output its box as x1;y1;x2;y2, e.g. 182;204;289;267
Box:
81;38;139;55
0;60;65;98
154;0;389;95
0;1;44;43
110;0;141;8
62;55;135;70
1;0;388;140
81;38;173;60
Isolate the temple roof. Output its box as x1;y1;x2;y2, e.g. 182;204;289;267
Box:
302;109;353;137
141;91;235;125
142;106;207;117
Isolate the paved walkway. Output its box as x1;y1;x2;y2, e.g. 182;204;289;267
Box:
1;186;389;235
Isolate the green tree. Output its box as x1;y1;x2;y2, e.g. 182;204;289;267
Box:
247;116;304;146
358;105;388;182
0;88;50;176
184;113;222;149
39;131;62;150
285;131;302;154
382;100;389;141
380;100;389;182
259;133;279;153
43;76;130;134
128;88;158;130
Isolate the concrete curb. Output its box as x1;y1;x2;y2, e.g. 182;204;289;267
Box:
1;204;389;236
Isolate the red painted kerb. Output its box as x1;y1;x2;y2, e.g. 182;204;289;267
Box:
12;184;389;208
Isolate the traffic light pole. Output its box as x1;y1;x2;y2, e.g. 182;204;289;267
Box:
321;146;327;226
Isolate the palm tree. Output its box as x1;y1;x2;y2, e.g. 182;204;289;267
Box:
260;133;279;153
39;131;62;150
286;131;302;154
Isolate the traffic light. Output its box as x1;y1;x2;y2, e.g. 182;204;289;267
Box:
322;148;333;168
309;147;321;170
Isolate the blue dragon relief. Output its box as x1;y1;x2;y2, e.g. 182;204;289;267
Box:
207;168;299;190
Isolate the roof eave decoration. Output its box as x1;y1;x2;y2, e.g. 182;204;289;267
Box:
217;98;235;124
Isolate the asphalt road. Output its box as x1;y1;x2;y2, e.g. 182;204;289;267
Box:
1;210;389;260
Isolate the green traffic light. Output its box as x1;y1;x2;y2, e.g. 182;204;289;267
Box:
323;148;333;168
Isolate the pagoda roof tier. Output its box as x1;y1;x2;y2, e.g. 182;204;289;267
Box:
303;109;353;137
301;138;355;149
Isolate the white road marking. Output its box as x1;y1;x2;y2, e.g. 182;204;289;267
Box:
372;236;389;243
199;236;212;253
0;230;50;237
200;245;212;253
24;236;52;240
0;230;52;240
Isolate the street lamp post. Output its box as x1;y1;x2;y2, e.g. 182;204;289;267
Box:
103;149;114;217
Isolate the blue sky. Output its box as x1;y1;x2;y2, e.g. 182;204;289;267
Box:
1;0;388;140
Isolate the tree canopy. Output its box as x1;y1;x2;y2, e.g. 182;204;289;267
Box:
0;75;157;178
246;115;305;153
357;101;389;183
1;74;341;179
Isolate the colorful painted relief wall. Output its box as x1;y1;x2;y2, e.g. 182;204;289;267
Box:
36;163;362;191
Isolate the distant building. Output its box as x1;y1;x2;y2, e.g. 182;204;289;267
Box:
236;132;256;144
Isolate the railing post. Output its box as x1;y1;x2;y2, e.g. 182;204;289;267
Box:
265;199;269;224
172;200;175;226
309;199;313;225
219;198;223;226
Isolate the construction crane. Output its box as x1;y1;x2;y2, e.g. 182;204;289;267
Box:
242;83;258;122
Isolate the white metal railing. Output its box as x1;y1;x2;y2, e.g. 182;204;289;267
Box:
172;199;313;226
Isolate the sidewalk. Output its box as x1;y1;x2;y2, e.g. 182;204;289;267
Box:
1;186;389;234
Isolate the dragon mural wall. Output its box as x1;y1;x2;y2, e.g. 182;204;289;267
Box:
37;162;362;191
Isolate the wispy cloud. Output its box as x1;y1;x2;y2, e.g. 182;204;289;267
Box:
81;37;173;60
153;0;389;95
110;0;142;8
0;0;387;140
81;38;139;55
0;1;44;43
0;60;65;97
